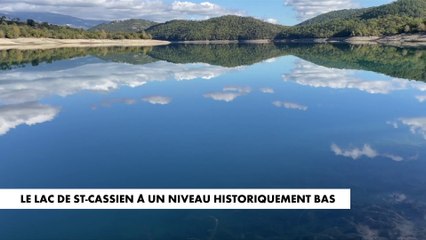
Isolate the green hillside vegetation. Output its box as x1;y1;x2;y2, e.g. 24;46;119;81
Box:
147;0;426;40
0;47;153;70
1;43;425;81
1;0;425;40
278;0;426;38
96;47;157;64
89;19;157;33
297;9;371;26
0;17;151;39
146;15;287;41
148;43;426;81
285;44;426;81
361;0;426;19
148;44;289;67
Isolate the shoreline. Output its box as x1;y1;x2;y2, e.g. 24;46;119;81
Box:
275;34;426;47
172;39;273;44
174;34;426;47
0;34;425;50
0;38;171;50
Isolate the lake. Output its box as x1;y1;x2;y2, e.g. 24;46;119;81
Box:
0;43;425;239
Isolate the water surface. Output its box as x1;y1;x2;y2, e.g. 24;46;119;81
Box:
0;44;425;239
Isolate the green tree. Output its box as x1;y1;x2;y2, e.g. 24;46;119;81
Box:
417;22;426;32
26;19;36;27
6;24;21;38
404;25;411;33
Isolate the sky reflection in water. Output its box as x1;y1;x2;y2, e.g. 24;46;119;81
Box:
0;44;425;239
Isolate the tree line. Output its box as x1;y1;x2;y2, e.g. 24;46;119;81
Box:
0;0;425;40
278;15;426;39
146;16;287;41
0;17;151;39
2;43;424;82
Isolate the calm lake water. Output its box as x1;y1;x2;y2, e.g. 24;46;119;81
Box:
0;44;425;239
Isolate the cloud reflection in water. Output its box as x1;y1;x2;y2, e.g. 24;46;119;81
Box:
0;61;236;135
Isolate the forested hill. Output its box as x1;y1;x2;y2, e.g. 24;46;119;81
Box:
89;19;158;33
1;44;425;81
297;0;426;27
1;0;425;40
146;15;287;41
146;0;426;41
278;0;426;38
0;18;151;39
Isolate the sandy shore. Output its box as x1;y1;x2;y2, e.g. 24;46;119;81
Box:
174;39;273;44
274;34;426;47
1;34;425;50
0;38;171;50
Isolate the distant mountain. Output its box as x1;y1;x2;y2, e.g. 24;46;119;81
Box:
90;19;158;32
0;12;106;29
281;0;426;38
146;15;287;41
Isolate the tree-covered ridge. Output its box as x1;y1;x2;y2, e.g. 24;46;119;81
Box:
89;19;158;33
361;0;426;19
95;47;158;65
285;44;426;81
280;0;426;38
1;0;425;41
280;16;426;38
146;0;426;40
146;15;287;41
1;44;425;81
0;47;154;70
298;0;426;26
147;43;426;81
297;9;371;26
150;43;426;81
0;17;151;39
147;44;289;67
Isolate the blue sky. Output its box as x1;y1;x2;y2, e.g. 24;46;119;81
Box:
0;0;395;25
197;0;393;25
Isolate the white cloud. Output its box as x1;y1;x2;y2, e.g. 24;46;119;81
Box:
0;0;243;21
386;121;399;129
273;101;308;111
283;60;426;94
415;95;426;103
204;92;242;102
284;0;358;21
0;61;235;105
92;98;137;109
142;96;171;105
331;143;404;161
223;86;251;94
174;67;226;80
171;1;229;15
0;61;236;135
331;143;378;159
204;85;251;102
264;58;278;63
260;87;275;94
0;103;59;135
265;18;278;24
398;117;426;139
382;153;404;162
